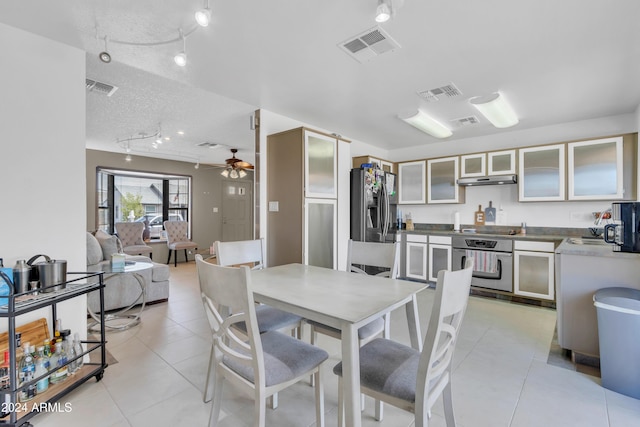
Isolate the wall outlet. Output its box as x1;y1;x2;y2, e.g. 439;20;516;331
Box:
212;207;218;213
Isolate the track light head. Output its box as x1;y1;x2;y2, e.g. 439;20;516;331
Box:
174;51;186;66
375;0;391;23
99;51;111;63
195;8;211;27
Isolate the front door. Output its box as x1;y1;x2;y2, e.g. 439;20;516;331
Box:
222;180;253;242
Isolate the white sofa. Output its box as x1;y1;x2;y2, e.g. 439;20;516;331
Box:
86;231;170;312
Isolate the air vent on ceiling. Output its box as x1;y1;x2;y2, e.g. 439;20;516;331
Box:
417;83;462;102
86;78;118;97
450;116;480;128
197;142;221;148
338;26;400;63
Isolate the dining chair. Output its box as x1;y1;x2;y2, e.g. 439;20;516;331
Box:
333;258;474;427
195;255;328;427
163;220;198;267
308;239;400;418
207;239;304;406
115;222;153;259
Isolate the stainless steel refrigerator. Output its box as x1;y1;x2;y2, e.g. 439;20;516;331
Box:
350;168;398;243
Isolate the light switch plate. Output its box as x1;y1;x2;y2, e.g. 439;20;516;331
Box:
269;201;279;212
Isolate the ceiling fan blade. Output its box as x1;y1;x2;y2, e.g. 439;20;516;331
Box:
235;161;254;169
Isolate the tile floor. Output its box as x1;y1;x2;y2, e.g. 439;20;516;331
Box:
32;263;640;427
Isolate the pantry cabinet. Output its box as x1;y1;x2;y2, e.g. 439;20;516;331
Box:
427;157;463;204
518;144;565;201
268;127;349;269
514;240;555;300
398;161;426;204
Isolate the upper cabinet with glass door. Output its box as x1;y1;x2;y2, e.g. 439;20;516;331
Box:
427;157;463;204
519;144;565;201
304;130;337;198
567;136;624;200
398;160;426;204
460;153;486;177
488;150;516;175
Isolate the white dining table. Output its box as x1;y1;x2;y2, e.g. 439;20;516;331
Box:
250;263;428;427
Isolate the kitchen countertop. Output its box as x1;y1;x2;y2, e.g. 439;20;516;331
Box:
397;226;584;244
555;237;640;258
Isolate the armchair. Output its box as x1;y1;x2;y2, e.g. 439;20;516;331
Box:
164;220;198;267
115;222;153;259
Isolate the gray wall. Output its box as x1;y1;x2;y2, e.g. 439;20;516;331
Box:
86;149;253;262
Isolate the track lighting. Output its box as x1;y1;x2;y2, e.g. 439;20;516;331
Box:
99;36;111;63
375;0;391;23
125;154;132;162
174;29;187;67
195;0;212;27
194;162;200;169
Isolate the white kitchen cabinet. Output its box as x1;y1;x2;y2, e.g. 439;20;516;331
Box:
518;144;565;201
488;149;516;175
514;240;555;300
427;157;462;204
352;155;395;173
428;235;452;282
567;136;624;200
405;234;428;281
304;198;337;269
398;161;426;204
460;153;486;177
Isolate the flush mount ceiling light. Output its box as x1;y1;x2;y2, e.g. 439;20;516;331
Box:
375;0;392;22
195;0;212;27
469;92;519;128
398;110;453;138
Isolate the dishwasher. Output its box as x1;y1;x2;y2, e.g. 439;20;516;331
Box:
451;236;513;292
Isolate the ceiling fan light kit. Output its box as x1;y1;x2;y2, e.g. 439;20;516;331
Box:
470;92;519;128
399;110;453;138
219;148;253;179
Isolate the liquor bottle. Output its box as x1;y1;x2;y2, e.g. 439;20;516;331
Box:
35;346;49;393
72;333;84;371
61;331;77;374
18;345;36;402
49;343;68;384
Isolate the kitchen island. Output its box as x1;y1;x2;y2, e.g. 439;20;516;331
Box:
555;238;640;359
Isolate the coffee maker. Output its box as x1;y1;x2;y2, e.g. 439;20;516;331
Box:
604;202;640;252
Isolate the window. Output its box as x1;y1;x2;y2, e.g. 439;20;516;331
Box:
97;168;192;239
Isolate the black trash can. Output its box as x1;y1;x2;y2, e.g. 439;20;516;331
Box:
593;287;640;399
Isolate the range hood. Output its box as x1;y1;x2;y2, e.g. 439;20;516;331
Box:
457;174;517;186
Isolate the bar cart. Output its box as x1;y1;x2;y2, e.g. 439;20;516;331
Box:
0;271;107;426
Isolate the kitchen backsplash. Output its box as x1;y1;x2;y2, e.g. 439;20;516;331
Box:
401;184;615;229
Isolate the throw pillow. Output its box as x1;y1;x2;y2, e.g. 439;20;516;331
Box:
86;232;103;265
94;230;121;259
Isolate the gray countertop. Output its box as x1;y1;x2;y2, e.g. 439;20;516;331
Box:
555;238;640;258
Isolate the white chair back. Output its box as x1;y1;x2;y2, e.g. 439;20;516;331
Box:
195;255;264;385
215;239;265;270
416;258;473;422
346;240;400;278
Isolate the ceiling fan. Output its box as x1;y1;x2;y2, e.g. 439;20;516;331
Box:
213;148;254;178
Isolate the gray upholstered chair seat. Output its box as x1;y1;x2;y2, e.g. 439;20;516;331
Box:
123;244;153;256
333;338;420;402
234;304;304;334
224;330;328;387
307;317;385;340
168;241;198;251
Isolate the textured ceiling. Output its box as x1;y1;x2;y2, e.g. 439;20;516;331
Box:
1;0;639;166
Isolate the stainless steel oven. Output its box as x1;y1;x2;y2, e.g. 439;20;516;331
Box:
452;236;513;292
